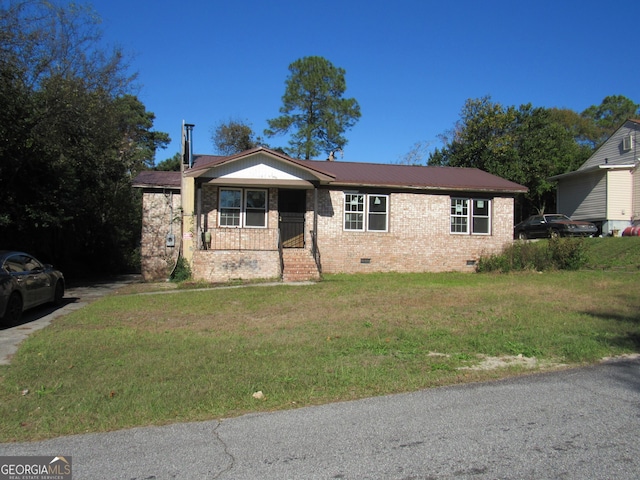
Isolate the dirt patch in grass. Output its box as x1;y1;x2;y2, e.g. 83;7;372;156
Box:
460;354;567;371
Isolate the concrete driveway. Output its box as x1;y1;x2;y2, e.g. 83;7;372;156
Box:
0;275;141;365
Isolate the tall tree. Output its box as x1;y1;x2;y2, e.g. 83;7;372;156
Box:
581;95;640;147
0;0;168;274
428;96;591;217
265;56;361;159
0;0;134;92
212;118;261;155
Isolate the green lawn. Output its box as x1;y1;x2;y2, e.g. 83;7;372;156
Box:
1;238;639;442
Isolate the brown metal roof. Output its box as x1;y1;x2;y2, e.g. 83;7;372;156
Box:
132;170;181;188
135;147;528;194
303;160;527;193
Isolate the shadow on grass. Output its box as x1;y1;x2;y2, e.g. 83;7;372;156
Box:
580;292;640;352
578;294;640;393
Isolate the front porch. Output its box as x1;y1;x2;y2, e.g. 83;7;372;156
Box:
177;148;335;283
191;185;320;283
191;226;320;283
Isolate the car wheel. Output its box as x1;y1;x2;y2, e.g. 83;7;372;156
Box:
549;230;560;239
53;280;64;305
3;292;23;325
517;231;527;240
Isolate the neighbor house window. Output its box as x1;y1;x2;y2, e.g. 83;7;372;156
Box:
450;198;491;235
219;188;268;228
344;193;389;232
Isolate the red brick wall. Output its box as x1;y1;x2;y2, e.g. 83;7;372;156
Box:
192;250;280;282
141;186;516;282
315;189;514;273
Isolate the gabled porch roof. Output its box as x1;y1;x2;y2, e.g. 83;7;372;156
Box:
185;147;335;189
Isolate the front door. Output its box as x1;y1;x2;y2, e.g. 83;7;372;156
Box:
278;189;306;248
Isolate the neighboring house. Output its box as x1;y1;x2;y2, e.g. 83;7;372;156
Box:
133;134;527;283
549;119;640;236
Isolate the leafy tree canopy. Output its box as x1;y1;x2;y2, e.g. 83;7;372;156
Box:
0;0;135;93
265;56;361;159
0;0;169;274
428;96;591;217
212;118;262;155
154;152;182;171
581;95;640;147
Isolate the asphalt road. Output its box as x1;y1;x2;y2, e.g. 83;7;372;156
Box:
1;357;639;479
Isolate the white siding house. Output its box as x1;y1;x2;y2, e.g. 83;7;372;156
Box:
549;119;640;235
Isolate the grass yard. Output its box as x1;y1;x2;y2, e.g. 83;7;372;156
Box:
0;238;639;442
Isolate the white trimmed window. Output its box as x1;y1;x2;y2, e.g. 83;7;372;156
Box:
344;193;389;232
219;188;267;228
450;198;491;235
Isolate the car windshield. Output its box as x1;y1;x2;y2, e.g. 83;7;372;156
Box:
544;214;570;223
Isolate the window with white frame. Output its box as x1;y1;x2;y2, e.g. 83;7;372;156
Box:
219;188;267;228
450;198;491;235
344;193;389;232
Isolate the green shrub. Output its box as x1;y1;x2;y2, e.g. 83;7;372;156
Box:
170;256;192;282
477;237;586;273
548;237;587;270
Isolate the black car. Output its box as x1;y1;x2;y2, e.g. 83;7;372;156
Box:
0;251;65;325
514;214;598;240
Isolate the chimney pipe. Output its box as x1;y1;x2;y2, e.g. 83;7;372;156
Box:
183;122;195;168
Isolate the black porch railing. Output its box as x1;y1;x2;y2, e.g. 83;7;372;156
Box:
203;228;279;251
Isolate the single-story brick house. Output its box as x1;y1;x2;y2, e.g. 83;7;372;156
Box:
133;140;527;282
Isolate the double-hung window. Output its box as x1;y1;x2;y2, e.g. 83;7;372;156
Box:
344;193;388;232
450;198;491;235
219;188;267;228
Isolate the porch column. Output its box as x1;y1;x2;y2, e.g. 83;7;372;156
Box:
195;181;202;250
180;170;196;264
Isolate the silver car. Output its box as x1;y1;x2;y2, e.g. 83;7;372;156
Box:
0;251;65;325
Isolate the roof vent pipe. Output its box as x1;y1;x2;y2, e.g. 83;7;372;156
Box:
328;149;343;161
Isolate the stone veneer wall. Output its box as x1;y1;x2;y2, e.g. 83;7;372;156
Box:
140;190;181;281
315;188;514;274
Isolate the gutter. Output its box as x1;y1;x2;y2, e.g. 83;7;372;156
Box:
549;163;637;181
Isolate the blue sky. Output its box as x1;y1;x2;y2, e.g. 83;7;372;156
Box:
92;0;639;164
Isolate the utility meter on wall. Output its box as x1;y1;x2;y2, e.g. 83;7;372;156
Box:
166;233;175;247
